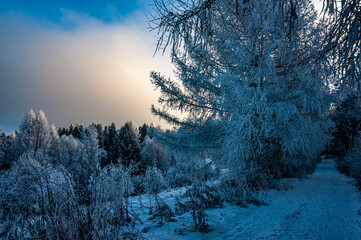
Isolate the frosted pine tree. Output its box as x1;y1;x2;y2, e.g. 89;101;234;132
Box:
150;0;333;186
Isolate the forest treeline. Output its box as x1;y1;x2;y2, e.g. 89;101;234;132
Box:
0;109;213;238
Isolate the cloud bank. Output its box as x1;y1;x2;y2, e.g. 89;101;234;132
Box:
0;11;174;133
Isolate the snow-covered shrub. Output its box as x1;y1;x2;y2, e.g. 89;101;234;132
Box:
166;156;219;188
144;167;171;223
166;166;192;188
184;183;212;232
89;164;135;239
0;152;76;239
145;166;167;196
219;162;271;207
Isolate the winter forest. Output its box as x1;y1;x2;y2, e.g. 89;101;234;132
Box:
0;0;361;239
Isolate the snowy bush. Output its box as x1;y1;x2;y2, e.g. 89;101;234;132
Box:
184;183;213;232
89;164;137;239
144;167;172;223
145;167;168;196
166;156;218;188
0;152;76;239
166;166;192;188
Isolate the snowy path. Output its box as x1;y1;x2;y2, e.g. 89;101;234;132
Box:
142;160;361;240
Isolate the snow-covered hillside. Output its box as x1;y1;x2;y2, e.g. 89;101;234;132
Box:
138;160;361;239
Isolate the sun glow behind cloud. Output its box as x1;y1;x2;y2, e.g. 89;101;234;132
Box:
0;10;174;132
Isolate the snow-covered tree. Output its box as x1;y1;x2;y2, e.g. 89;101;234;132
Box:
16;110;60;159
150;0;332;182
17;109;37;153
141;136;167;172
72;126;105;194
145;166;167;196
322;0;361;93
58;134;79;167
45;124;60;158
89;164;134;238
0;152;75;239
340;131;361;187
144;166;170;221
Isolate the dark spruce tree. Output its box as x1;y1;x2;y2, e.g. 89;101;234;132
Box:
138;123;149;146
103;123;119;166
0;132;7;170
72;123;85;139
68;124;75;136
58;127;67;137
118;122;143;175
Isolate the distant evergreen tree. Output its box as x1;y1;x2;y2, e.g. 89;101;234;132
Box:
93;123;105;149
138;123;149;146
118;122;143;175
0;132;5;152
100;125;109;167
58;127;67;137
68;124;75;136
72;123;85;139
103;123;118;166
1;132;17;170
0;132;6;170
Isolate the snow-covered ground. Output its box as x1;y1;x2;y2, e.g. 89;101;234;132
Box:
133;160;361;239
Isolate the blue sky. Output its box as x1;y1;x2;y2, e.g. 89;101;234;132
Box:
0;0;147;25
